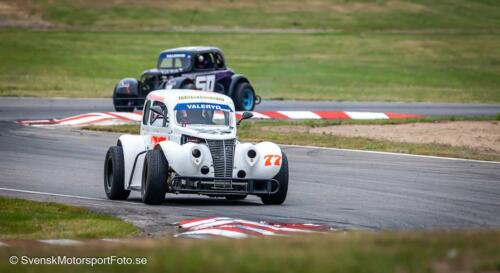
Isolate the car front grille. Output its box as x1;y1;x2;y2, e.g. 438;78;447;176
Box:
205;139;235;182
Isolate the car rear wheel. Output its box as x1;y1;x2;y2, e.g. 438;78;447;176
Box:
261;152;288;205
104;146;131;200
141;149;169;205
233;82;256;111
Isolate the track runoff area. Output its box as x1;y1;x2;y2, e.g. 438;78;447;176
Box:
11;108;421;240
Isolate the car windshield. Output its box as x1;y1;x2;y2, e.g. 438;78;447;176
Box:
174;102;233;127
158;52;191;70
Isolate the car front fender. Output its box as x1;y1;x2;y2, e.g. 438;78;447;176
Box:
118;134;148;188
165;76;193;89
228;74;250;98
114;78;139;98
234;141;282;179
158;141;213;177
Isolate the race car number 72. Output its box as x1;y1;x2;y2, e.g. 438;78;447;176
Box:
264;155;282;166
195;75;215;92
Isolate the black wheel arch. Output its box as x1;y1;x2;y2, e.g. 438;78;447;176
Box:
167;77;194;89
113;77;140;98
228;74;251;97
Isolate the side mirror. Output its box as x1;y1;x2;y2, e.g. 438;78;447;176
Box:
237;111;253;125
150;106;164;117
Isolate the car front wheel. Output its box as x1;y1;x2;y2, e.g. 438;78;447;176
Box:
141;149;169;205
261;152;288;205
104;146;131;200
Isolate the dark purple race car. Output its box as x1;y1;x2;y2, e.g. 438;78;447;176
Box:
113;46;260;112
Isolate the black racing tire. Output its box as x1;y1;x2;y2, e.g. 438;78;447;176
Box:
180;82;196;90
261;152;289;205
225;195;247;201
104;146;131;200
113;97;135;112
233;81;256;111
141;149;169;205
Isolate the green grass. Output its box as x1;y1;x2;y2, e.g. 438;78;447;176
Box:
83;116;500;161
1;1;500;102
10;0;500;32
0;30;499;102
1;230;499;272
237;117;500;161
0;197;138;239
238;126;500;162
2;0;500;102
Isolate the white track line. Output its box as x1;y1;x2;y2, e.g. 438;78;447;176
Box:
282;144;500;164
0;187;107;201
0;187;213;213
101;238;126;243
38;239;83;246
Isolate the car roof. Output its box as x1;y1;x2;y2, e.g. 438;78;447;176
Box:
146;89;234;110
160;46;222;54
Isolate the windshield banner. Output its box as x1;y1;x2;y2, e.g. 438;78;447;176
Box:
174;103;233;112
160;52;187;58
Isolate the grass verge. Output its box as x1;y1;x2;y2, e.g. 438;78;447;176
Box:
2;1;500;102
1;30;499;103
7;0;500;32
1;230;499;272
83;116;500;162
0;196;138;239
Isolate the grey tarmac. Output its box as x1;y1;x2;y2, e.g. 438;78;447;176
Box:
1;97;499;121
0;122;498;234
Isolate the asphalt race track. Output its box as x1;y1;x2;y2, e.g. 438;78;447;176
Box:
1;97;500;121
0;119;499;233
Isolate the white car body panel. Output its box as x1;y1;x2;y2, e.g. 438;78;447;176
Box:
233;142;282;179
118;134;147;188
116;89;284;193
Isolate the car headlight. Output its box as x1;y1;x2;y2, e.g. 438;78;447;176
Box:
192;148;201;158
245;147;257;166
191;146;203;165
247;149;256;159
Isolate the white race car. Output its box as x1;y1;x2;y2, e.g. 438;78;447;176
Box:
104;90;288;205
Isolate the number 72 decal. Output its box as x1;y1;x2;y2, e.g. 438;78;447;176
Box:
264;155;282;166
